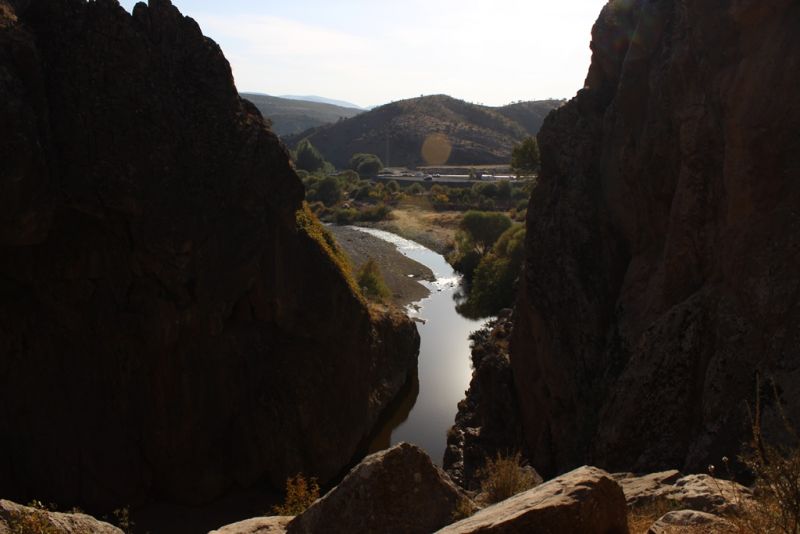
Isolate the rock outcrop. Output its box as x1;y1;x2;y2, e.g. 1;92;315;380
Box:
437;465;629;534
511;0;800;478
444;316;527;490
0;500;123;534
615;471;751;515
0;0;418;509
287;443;470;534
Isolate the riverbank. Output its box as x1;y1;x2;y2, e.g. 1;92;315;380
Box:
327;225;434;306
364;199;462;255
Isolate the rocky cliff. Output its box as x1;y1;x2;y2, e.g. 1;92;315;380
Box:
512;0;800;477
0;0;418;509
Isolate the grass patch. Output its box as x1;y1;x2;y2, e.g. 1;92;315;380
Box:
478;452;540;504
295;202;360;298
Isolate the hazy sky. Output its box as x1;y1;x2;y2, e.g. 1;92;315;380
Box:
118;0;607;108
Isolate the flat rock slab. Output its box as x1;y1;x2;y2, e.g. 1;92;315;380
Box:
0;499;123;534
208;515;292;534
288;442;469;534
647;509;736;534
437;465;629;534
615;472;751;514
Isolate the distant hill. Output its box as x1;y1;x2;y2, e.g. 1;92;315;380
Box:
280;94;366;110
497;99;565;135
284;95;563;168
240;93;363;136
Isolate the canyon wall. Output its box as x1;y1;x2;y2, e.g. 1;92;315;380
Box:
512;0;800;476
0;0;418;508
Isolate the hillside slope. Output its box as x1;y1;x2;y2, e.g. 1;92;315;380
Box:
511;0;800;477
0;0;418;509
241;92;362;136
285;95;561;168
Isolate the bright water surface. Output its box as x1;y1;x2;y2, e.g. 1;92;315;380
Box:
351;227;489;465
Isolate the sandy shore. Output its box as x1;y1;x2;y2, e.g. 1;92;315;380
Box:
327;225;435;307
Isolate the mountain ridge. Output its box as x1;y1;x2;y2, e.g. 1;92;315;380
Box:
284;94;563;168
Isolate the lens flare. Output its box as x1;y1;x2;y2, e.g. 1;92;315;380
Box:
421;133;452;166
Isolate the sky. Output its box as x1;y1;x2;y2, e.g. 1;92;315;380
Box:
118;0;608;108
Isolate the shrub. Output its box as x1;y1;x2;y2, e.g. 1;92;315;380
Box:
478;452;539;504
334;207;359;225
272;474;320;516
407;183;424;196
357;259;390;302
358;203;391;222
737;379;800;534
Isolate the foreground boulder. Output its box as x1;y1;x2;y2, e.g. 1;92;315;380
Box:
511;0;800;478
616;471;751;515
288;443;470;534
0;0;418;509
0;500;122;534
208;516;292;534
438;465;628;534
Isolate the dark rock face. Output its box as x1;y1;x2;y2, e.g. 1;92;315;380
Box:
511;0;800;477
443;317;526;490
0;0;418;509
288;443;470;534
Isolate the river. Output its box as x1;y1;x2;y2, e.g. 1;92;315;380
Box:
351;226;489;465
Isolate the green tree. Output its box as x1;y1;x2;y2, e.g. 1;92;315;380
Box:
448;211;512;281
349;153;384;177
511;136;540;175
316;176;343;207
295;139;327;172
459;211;512;255
458;224;526;318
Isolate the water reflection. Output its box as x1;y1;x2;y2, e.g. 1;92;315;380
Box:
353;227;488;465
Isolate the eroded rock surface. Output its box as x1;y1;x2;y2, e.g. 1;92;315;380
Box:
511;0;800;478
0;0;418;509
288;443;470;534
437;465;628;534
616;471;751;515
647;510;736;534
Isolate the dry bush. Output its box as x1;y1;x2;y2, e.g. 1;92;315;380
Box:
478;451;539;504
734;380;800;534
5;503;60;534
272;474;320;516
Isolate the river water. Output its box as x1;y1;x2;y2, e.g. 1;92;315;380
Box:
351;226;488;465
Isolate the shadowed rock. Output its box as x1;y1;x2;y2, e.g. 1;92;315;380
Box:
511;0;800;478
0;0;418;509
288;443;470;534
